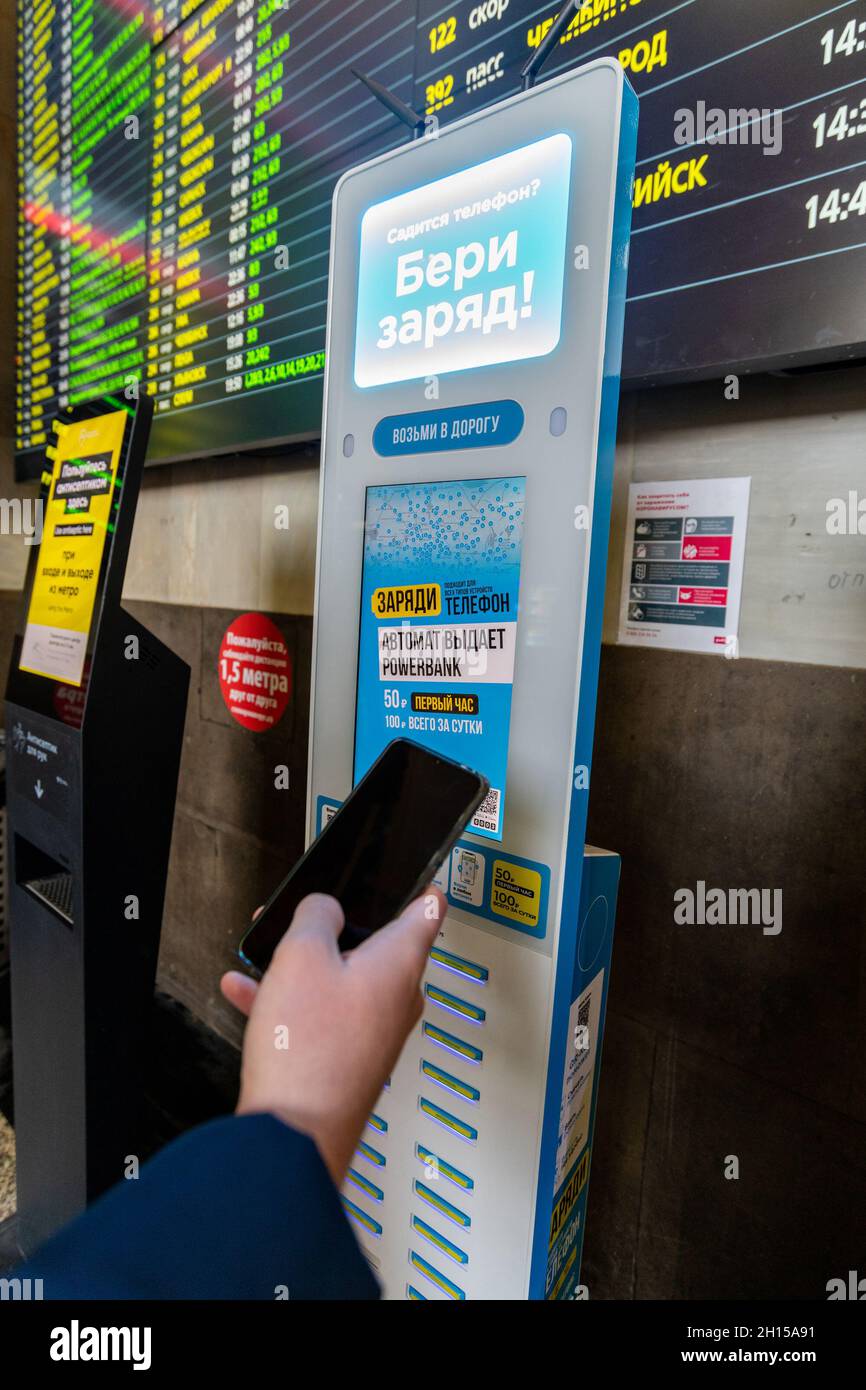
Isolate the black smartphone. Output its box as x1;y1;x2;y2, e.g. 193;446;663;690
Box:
238;738;489;971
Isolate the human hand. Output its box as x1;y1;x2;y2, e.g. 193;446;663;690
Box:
220;889;445;1185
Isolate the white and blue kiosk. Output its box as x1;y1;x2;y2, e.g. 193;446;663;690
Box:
309;54;637;1300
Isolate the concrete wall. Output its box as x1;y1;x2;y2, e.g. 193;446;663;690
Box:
607;368;866;669
584;644;866;1298
9;362;866;662
103;363;866;675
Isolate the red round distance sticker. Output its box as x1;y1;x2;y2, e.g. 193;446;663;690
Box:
218;613;292;732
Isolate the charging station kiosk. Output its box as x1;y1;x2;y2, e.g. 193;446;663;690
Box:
4;394;189;1255
309;58;637;1298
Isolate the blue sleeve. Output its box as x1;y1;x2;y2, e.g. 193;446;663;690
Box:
18;1114;380;1300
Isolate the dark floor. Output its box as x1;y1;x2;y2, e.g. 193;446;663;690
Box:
0;970;240;1238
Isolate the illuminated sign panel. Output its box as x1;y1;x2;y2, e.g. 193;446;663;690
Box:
354;134;571;387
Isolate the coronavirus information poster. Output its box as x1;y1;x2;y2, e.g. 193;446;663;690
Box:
617;477;751;655
354;477;525;840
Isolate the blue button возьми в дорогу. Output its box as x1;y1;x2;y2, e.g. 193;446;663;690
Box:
373;400;524;456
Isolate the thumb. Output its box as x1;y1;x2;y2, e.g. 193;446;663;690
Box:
273;892;345;965
221;970;259;1017
351;887;445;989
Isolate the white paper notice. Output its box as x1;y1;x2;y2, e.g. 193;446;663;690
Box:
617;477;751;655
555;968;604;1191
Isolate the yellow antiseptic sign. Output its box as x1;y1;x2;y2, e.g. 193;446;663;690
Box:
20;410;127;686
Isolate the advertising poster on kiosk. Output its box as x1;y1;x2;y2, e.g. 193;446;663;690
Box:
355;476;525;840
19;409;127;686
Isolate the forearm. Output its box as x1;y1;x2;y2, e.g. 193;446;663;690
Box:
17;1113;380;1301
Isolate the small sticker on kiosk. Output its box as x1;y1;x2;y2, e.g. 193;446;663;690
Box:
373;401;524;456
490;859;542;930
315;796;549;939
410;692;478;715
451;847;485;908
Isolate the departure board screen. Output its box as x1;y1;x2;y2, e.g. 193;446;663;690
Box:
414;0;866;383
17;0;866;477
144;0;414;461
17;0;151;470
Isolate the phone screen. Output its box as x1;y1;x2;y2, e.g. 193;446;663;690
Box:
239;738;487;970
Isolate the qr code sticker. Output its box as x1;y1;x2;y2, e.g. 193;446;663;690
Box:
471;785;500;834
577;994;592;1031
